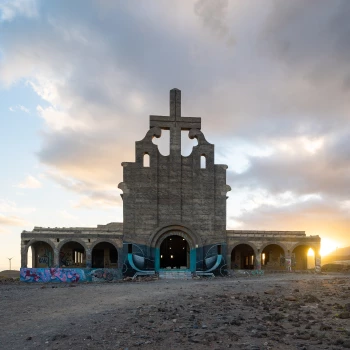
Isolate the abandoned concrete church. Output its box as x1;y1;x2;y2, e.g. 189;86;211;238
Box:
20;89;321;282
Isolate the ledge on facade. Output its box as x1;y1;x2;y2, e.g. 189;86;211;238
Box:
227;230;306;237
22;222;123;235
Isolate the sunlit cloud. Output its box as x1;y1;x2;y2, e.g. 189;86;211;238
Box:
0;199;36;215
0;0;349;251
45;170;122;209
0;213;29;227
17;175;42;189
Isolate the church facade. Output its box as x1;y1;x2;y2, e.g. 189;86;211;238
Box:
20;89;321;282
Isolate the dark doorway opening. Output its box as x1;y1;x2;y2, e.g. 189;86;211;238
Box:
92;242;118;268
231;244;255;269
160;235;189;269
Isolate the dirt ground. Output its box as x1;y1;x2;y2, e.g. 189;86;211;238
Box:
1;273;350;350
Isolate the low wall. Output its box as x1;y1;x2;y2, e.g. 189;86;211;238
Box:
20;268;123;283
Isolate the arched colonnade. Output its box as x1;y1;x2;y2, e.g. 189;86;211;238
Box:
22;238;122;269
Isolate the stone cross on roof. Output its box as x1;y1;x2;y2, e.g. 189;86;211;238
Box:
150;88;201;130
150;89;201;156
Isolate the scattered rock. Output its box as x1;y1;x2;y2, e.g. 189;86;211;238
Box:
338;312;350;319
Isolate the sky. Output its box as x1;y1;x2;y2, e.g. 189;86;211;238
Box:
0;0;349;270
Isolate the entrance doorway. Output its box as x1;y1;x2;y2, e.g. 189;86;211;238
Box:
160;235;189;269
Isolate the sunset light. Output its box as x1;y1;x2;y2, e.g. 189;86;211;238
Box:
0;0;349;275
320;238;338;256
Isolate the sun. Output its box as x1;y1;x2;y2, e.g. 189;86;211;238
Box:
319;238;338;256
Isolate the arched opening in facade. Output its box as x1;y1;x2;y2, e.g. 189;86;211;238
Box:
231;244;255;269
27;246;33;268
92;242;118;268
307;248;315;269
160;235;190;269
261;244;285;270
200;155;206;169
27;241;54;268
59;241;86;267
143;153;150;167
292;245;314;270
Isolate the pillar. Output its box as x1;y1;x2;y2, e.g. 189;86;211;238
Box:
315;252;321;273
255;252;261;270
86;248;92;268
285;251;292;272
20;239;28;268
53;248;59;268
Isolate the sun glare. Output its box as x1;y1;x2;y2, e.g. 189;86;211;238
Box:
320;238;338;256
307;248;315;257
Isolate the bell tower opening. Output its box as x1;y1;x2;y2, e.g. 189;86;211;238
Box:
160;235;190;269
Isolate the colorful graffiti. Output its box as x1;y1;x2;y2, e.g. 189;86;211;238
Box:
59;251;73;267
91;269;122;282
20;268;122;283
285;258;292;272
315;256;321;273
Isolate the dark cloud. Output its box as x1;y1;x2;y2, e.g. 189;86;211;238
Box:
228;131;350;199
194;0;235;46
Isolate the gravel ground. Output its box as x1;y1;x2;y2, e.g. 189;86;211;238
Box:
0;273;350;350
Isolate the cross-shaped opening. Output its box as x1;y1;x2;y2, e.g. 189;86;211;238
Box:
152;130;170;156
181;130;198;156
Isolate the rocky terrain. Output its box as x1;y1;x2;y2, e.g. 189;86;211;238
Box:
0;273;350;349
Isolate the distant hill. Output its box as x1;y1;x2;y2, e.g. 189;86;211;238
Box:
0;270;20;278
330;246;350;256
322;246;350;265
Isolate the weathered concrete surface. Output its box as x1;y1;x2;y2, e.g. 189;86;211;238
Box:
119;88;230;248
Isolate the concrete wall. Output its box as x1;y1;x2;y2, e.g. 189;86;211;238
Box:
119;89;230;248
21;225;123;269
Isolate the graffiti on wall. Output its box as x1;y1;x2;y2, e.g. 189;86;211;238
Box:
20;268;122;283
122;242;155;276
196;243;227;276
285;258;292;272
59;251;73;267
315;257;321;273
36;247;53;267
38;256;49;265
91;269;122;282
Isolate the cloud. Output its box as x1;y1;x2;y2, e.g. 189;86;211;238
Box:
45;170;122;209
58;210;79;221
194;0;235;46
0;199;36;214
0;0;38;22
229;132;350;199
9;105;30;113
36;105;90;131
0;213;28;226
229;197;350;245
0;1;349;245
17;175;42;189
